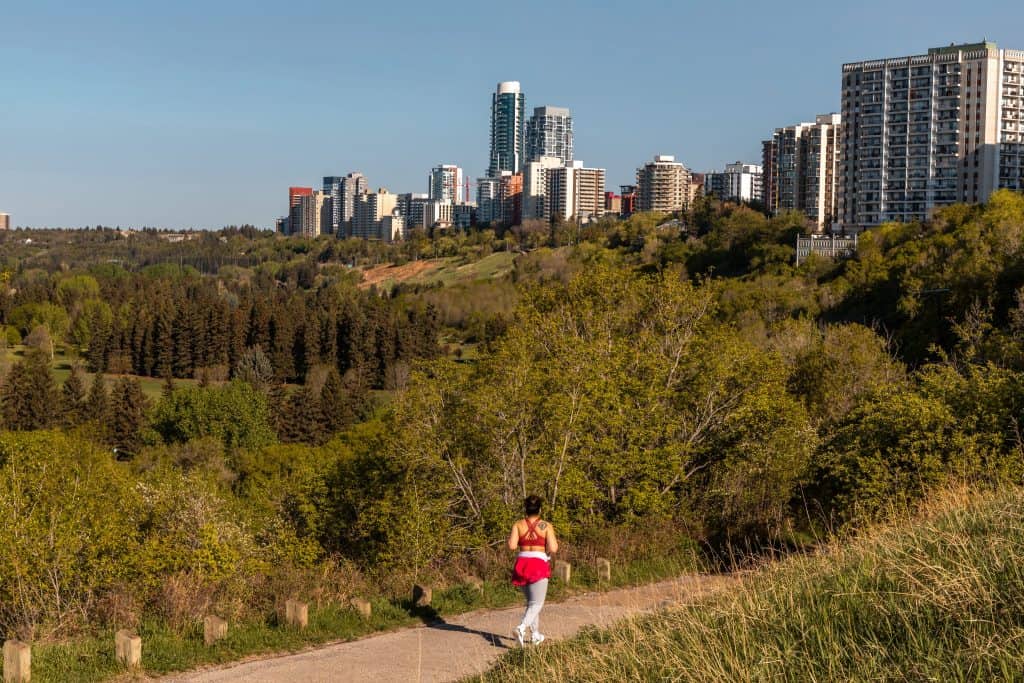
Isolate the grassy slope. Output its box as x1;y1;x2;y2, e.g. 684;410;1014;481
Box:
1;346;194;401
477;487;1024;682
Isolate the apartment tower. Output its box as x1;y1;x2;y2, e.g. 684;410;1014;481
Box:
488;81;526;176
428;164;465;204
525;106;573;165
546;162;606;222
840;41;1024;230
764;115;842;230
636;155;691;213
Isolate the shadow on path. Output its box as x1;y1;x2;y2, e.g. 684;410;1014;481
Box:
427;618;510;649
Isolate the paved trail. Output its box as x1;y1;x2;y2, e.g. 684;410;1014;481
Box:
163;574;732;683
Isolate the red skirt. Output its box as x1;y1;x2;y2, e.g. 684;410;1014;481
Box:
511;555;551;586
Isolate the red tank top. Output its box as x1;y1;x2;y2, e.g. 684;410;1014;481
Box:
518;518;545;548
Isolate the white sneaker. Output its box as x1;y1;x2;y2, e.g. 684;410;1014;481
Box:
531;632;545;645
514;624;526;647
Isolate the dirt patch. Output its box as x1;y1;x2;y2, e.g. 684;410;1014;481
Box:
358;260;443;289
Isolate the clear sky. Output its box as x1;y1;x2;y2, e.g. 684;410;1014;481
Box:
1;0;1019;229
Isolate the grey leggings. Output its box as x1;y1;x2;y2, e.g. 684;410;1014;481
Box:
519;579;548;632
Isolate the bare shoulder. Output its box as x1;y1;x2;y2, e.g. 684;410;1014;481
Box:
537;520;553;533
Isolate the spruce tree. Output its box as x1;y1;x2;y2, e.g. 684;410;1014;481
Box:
60;366;88;427
108;376;148;453
1;349;57;430
280;384;325;444
86;372;110;424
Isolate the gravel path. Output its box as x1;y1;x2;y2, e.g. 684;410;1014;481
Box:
163;574;732;683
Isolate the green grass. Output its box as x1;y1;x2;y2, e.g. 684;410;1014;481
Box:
10;550;699;682
476;486;1024;682
409;252;515;288
3;345;199;401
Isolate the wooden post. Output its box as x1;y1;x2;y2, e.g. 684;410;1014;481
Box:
350;598;372;619
203;615;228;645
596;557;611;582
412;584;432;607
554;560;571;583
3;640;30;683
114;630;141;669
285;600;308;629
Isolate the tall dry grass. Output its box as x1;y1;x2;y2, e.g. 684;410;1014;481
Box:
479;486;1024;682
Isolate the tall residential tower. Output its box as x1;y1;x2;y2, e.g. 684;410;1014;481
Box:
764;114;842;231
840;41;1024;231
526;106;573;165
488;81;526;176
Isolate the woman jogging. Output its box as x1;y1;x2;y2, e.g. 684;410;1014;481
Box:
508;495;558;646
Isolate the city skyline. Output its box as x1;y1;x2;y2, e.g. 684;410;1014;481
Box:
1;0;1020;229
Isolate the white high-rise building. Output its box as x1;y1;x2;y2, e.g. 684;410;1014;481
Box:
704;162;763;203
526;106;573;165
428;164;465;204
297;191;330;238
523;156;565;220
840;41;1024;230
547;162;606;222
352;189;398;240
338;172;368;235
476;177;501;225
762;115;842;230
489;81;526;176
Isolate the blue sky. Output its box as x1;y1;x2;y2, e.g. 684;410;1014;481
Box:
0;0;1018;229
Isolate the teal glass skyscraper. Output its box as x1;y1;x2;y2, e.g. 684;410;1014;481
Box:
488;81;526;177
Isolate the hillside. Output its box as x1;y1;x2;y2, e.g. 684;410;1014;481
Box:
478;486;1024;682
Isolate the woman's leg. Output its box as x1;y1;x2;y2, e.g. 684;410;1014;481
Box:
521;579;548;633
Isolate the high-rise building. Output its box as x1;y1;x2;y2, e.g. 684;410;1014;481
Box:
338;172;368;236
428;164;465;204
761;138;778;213
287;186;313;236
499;173;523;227
353;189;398;240
476;177;501;226
297;191;330;238
0;213;9;231
322;176;345;234
523;156;566;220
453;203;476;229
636;155;691;213
547;162;606;222
488;81;526;176
398;193;430;230
764;115;841;230
704;162;764;203
526;106;573;165
840;41;1024;231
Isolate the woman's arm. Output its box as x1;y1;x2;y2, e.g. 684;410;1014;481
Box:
545;523;558;555
507;523;520;551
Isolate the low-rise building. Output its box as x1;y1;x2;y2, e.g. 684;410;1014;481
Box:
795;233;858;265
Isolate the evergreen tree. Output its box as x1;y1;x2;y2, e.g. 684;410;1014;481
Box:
1;349;57;430
60;366;88;427
108;376;148;453
279;385;325;444
86;372;110;424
